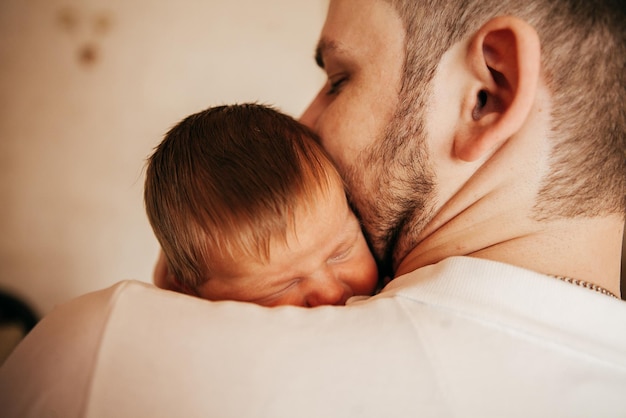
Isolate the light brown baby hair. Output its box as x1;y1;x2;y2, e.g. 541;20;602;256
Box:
144;103;345;293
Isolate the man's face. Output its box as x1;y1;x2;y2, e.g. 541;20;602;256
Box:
299;0;404;175
300;0;435;269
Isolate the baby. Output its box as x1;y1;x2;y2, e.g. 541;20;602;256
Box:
144;103;378;307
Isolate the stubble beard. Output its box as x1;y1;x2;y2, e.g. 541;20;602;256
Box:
342;96;437;275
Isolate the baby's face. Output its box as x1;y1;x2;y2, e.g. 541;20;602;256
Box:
197;184;379;307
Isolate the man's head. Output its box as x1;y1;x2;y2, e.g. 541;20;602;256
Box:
301;0;626;272
145;104;378;306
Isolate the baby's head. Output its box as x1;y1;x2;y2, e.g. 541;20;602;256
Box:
145;103;378;306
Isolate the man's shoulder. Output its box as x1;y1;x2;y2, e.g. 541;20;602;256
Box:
2;272;626;417
386;256;626;361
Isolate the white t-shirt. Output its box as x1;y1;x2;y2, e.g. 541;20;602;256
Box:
1;256;625;417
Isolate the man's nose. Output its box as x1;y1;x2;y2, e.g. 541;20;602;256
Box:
304;270;352;307
299;88;325;130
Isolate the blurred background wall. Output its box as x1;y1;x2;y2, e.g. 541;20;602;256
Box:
0;0;327;316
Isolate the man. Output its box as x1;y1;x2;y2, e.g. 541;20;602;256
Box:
299;0;625;293
1;1;624;417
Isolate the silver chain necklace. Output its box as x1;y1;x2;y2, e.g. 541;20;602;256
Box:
550;275;619;299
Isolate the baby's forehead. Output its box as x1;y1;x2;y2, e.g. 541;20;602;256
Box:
199;164;353;274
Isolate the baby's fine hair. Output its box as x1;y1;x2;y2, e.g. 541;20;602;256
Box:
144;103;344;291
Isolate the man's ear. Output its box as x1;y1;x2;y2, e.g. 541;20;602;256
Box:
454;16;541;162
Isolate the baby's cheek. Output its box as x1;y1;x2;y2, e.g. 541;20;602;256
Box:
354;255;379;295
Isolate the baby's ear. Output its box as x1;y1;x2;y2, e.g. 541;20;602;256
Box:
153;251;190;293
454;16;541;162
166;274;190;294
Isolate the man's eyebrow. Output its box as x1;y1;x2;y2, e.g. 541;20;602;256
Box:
314;38;340;69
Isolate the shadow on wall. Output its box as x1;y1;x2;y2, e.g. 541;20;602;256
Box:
0;291;39;366
57;6;114;69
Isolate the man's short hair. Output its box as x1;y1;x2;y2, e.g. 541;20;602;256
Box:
388;0;625;218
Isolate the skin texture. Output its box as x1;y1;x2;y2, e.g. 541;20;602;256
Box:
300;0;623;297
196;185;379;307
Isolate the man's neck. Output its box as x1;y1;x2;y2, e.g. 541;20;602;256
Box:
395;211;624;298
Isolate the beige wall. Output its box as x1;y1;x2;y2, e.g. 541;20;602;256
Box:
0;0;327;315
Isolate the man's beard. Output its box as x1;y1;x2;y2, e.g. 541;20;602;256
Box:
342;96;436;274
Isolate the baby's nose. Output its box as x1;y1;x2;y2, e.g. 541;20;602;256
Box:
305;271;351;307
